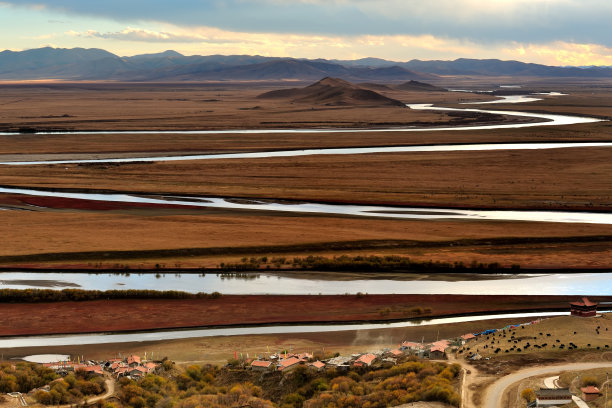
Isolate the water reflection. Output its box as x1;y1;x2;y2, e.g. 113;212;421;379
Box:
1;272;612;295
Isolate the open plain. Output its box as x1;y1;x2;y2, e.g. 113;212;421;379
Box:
1;79;612;268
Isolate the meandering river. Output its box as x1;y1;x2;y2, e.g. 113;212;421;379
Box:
2;186;612;224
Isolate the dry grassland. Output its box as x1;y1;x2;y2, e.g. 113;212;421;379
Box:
1;80;612;267
2;206;612;268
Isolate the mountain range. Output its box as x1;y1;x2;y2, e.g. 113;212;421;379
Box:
1;47;611;81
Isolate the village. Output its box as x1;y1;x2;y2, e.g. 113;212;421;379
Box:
41;354;160;380
2;297;610;408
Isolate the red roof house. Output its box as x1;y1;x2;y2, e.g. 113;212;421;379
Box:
277;357;301;372
127;355;142;367
309;361;326;371
581;386;601;402
81;365;104;376
429;346;446;360
353;354;377;367
570;297;598;317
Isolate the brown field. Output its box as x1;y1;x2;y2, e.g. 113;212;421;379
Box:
2;202;612;268
1;79;612;268
0;315;563;366
0;82;495;132
0;294;605;337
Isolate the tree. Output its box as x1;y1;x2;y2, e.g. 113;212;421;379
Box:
521;388;535;403
582;376;599;387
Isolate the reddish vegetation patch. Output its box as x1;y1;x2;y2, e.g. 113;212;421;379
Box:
0;294;609;336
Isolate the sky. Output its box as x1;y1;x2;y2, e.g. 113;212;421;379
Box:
1;0;611;66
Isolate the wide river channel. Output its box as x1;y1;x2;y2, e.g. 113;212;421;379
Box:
1;271;612;295
0;311;569;348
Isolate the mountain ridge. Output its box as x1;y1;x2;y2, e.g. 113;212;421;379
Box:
1;47;611;80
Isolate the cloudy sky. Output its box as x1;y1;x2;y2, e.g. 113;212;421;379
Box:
1;0;611;66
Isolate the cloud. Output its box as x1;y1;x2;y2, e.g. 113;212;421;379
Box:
65;27;257;44
59;23;612;66
4;0;612;46
502;41;612;66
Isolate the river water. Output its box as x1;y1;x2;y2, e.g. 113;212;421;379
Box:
2;141;612;166
0;311;569;348
2;186;612;225
1;271;612;295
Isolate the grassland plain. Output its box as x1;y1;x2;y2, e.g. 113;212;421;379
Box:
0;79;612;268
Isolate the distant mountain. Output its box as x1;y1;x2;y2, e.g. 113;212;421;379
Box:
1;47;611;80
258;77;406;107
395;80;447;92
400;58;612;77
0;47;126;79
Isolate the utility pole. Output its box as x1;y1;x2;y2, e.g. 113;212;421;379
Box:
605;372;609;408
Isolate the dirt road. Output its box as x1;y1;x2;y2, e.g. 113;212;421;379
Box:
482;362;612;408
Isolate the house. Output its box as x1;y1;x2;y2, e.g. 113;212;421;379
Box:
80;365;104;376
401;341;423;351
297;353;313;362
128;366;148;378
353;354;376;367
277;357;301;372
144;362;159;372
534;388;572;407
570;297;598;317
432;340;450;349
387;349;403;357
326;356;351;367
127;355;142;367
251;360;273;371
429;346;446;360
114;367;129;378
461;333;477;343
309;361;325;371
581;386;601;402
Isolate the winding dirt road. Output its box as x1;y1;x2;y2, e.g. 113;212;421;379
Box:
482;362;612;408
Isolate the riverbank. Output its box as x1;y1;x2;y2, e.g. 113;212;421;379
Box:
0;315;553;364
0;294;608;337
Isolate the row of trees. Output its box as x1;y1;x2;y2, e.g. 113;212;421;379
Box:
0;289;221;303
218;254;519;272
112;358;461;408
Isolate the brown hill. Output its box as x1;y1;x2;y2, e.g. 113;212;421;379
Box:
395;80;447;92
258;77;406;106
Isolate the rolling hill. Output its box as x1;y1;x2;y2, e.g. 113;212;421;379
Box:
258;77;407;106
